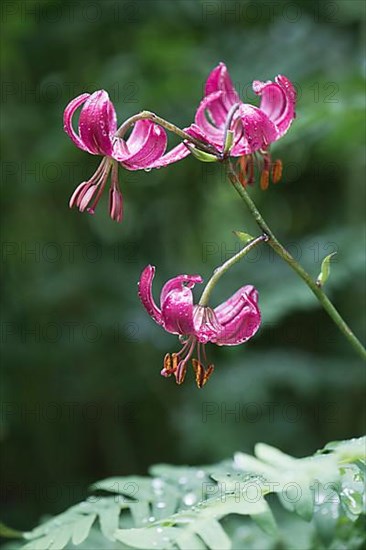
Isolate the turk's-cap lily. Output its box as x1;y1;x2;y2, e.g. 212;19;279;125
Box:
151;63;296;188
196;62;296;154
64;90;168;222
138;265;261;388
198;63;296;188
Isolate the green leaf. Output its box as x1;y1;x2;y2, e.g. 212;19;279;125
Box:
185;143;219;162
14;437;366;550
174;531;206;549
0;523;24;539
223;130;234;154
294;485;314;521
320;436;366;463
22;536;55;550
114;526;178;549
194;519;231;549
71;514;97;546
99;504;121;540
316;252;337;287
313;500;340;545
129;501;151;527
115;494;268;549
254;443;296;468
251;509;278;536
48;526;71;550
233;230;254;245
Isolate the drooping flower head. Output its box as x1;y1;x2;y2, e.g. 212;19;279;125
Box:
138;265;261;388
64;90;168;222
150;63;296;189
195;63;296;189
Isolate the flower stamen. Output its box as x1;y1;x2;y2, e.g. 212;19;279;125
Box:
237;151;283;190
271;159;283;183
192;359;214;388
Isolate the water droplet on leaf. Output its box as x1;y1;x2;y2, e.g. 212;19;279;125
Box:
183;492;197;506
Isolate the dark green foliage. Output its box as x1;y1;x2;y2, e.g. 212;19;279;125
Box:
2;437;365;549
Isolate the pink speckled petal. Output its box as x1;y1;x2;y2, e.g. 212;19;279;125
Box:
63;93;91;152
112;137;130;161
195;91;227;146
231;104;278;156
138;265;163;326
121;120;167;169
78;90;117;156
204;62;240;110
213;285;261;345
160;274;203;335
123;119;151;154
253;75;296;137
144;142;191;168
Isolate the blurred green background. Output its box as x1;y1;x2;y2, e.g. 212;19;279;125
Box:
1;0;365;531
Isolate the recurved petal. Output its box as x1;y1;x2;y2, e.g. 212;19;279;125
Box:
213;285;261;345
78;90;117;156
138;265;163;326
195;91;227;146
253;75;296;137
142;142;191;168
204;62;240;110
121;120;168;169
160;274;203;306
160;274;203;335
63;93;91;152
194;91;228;137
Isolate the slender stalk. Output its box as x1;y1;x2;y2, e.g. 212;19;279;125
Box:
115;106;365;360
226;160;366;361
115;111;220;157
199;234;268;306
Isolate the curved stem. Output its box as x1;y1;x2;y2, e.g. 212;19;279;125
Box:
225;160;366;361
199;234;268;306
115;111;220;157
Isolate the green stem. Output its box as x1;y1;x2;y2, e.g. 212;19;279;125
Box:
199;234;268;306
115;111;220;157
226;160;366;361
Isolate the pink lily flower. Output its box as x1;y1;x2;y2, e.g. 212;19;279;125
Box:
195;62;296;189
138;265;261;388
64;90;168;222
196;62;296;153
150;63;296;190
